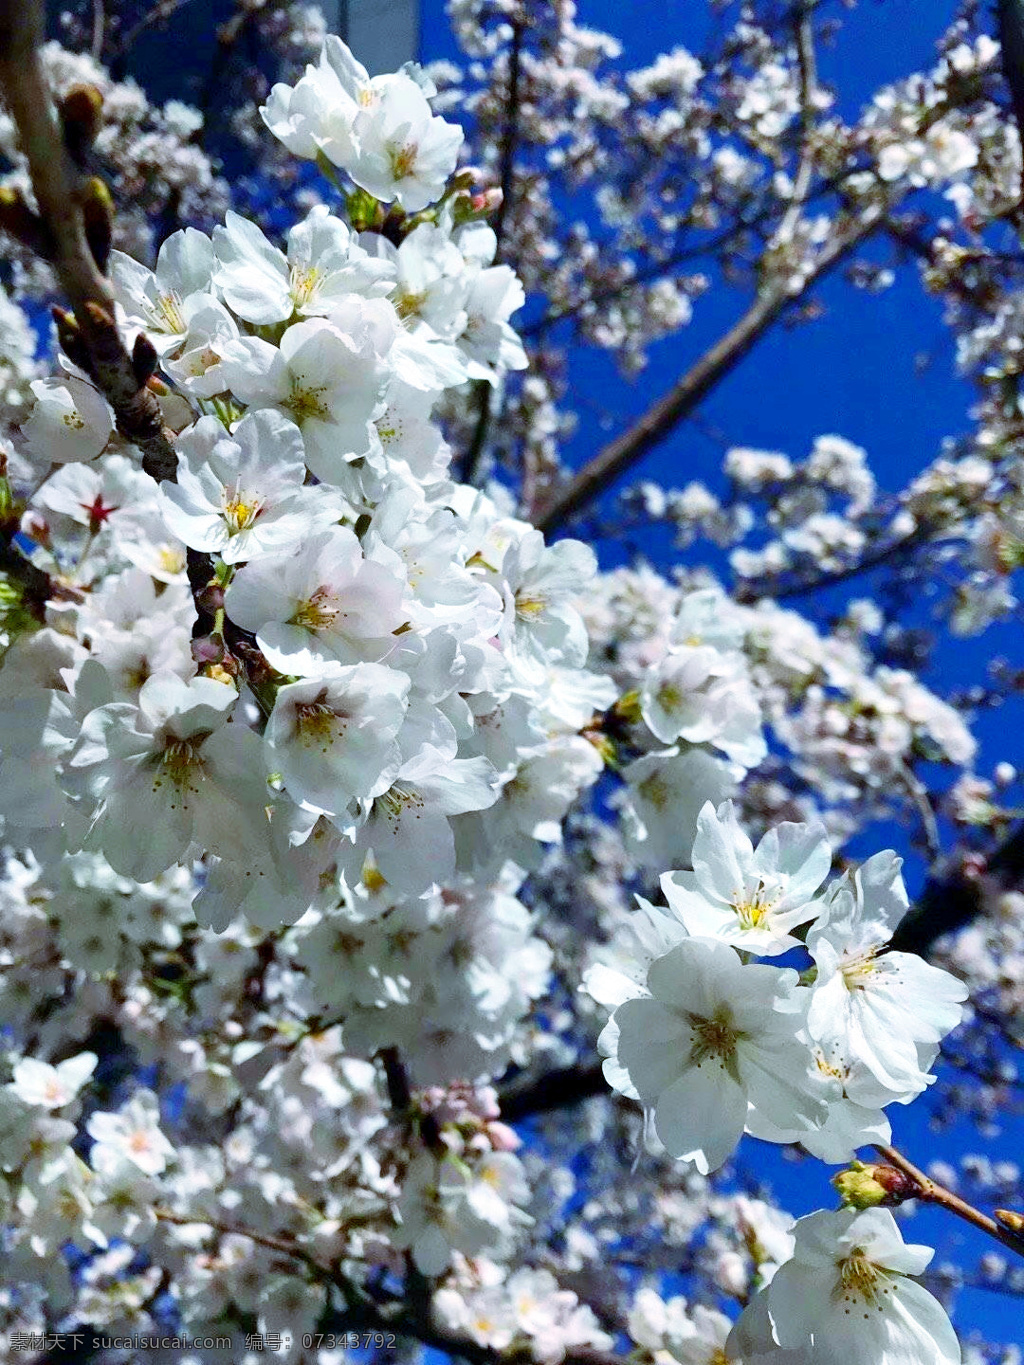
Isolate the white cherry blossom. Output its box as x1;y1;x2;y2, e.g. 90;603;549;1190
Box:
21;376;113;465
87;1090;175;1178
727;1208;961;1365
160;408;337;562
604;936;829;1172
223;525;406;673
220;304;396;479
660;799;830;955
806;851;968;1097
66;673;269;882
265;663;409;815
10;1053;96;1111
211;206;392;325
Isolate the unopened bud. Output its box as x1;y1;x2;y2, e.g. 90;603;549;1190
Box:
132;332;160;387
0;187;53;258
487;1121;520;1151
79;177;114;273
52;306;94;378
191;633;225;665
451;186;504;227
582;728;618;769
0;473;13;527
450;167;478;192
345;186;383;232
195;583;224;616
995;1209;1024;1239
59;83;104;162
20;510;51;549
833;1161;916;1209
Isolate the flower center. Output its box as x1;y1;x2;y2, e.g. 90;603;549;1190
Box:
159;545;186;575
515;594;547;620
730;879;780;930
637;773;669;810
284;378;331;423
841;950;880;992
362;862;387;892
289;264;321;308
834;1249;891;1312
394;290;427;320
388;143;418;180
152;290;186;334
687;1004;741;1075
295;699;346;749
813;1048;848;1083
656;680;683;713
290;586;339;631
222;488;263;535
377;784;426;829
156;738;204;801
187;346;221;377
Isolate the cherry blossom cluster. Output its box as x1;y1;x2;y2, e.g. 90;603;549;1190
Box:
586;801;968;1170
579;572;975;856
3;37;618;937
0;4;1022;1362
584;801;968;1360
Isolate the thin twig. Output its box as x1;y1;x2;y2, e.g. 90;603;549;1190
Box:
107;0;197;66
197;0;293;141
90;0;105;59
0;0;177;483
491;20;524;266
534;207;883;534
734;525;928;603
776;2;818;245
154;1207;331;1275
874;1143;1024;1260
461;21;525;487
901;760;942;861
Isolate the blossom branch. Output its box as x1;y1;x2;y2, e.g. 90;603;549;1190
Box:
0;0;177;483
733;523;931;602
776;1;819;245
157;1205;624;1365
462;17;524;487
501;820;1024;1123
890;819;1024;955
534;209;882;533
872;1143;1024;1260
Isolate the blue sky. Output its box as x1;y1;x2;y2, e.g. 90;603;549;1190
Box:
423;0;1022;829
417;1;1024;1352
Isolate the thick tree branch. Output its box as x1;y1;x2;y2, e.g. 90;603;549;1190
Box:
0;0;177;483
500;1059;606;1122
997;0;1024;205
890;820;1024;956
534;208;882;534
